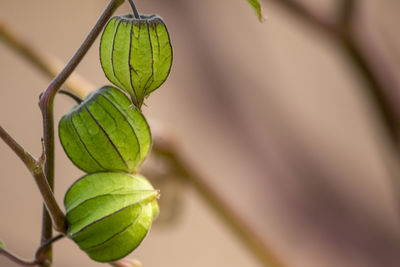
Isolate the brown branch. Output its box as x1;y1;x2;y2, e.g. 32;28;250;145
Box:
0;21;94;99
0;126;67;235
0;235;64;267
0;248;37;266
35;235;64;265
337;0;357;28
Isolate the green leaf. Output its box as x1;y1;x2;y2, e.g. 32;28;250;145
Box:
0;240;4;249
64;172;159;262
100;14;173;108
58;86;151;174
246;0;265;22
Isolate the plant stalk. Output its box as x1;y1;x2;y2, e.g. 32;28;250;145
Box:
128;0;140;19
58;90;83;104
0;248;37;266
0;126;67;235
37;0;124;265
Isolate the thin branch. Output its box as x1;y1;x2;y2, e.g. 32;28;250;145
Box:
128;0;140;19
0;22;57;84
35;235;64;264
0;126;67;234
0;234;64;267
58;90;83;104
151;135;286;267
38;0;124;110
0;126;38;171
0;248;37;266
36;1;124;266
0;21;94;99
337;0;357;28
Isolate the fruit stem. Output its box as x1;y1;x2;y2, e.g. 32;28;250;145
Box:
128;0;140;19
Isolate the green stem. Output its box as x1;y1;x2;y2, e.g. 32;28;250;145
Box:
37;1;124;266
58;89;83;104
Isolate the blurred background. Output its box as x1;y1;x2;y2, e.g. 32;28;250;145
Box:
1;0;400;266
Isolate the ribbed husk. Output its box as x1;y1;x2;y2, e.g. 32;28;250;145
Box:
100;14;173;108
64;172;159;262
59;86;152;174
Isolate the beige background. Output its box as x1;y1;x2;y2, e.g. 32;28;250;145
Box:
1;0;400;266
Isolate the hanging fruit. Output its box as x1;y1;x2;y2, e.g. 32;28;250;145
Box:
58;1;170;263
99;0;173;108
64;172;159;262
59;85;151;174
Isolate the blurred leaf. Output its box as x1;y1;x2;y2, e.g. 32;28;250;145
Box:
246;0;265;22
0;240;3;249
